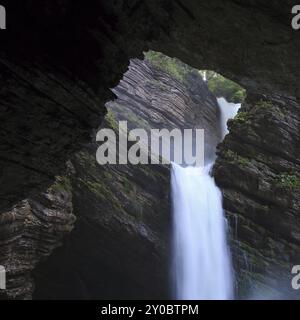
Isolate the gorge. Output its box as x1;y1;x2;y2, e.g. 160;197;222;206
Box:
0;1;300;301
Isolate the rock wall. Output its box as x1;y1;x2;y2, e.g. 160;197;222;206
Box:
214;93;300;298
33;57;221;299
1;0;300;298
0;173;75;299
1;1;300;210
4;51;300;300
2;49;300;299
109;56;221;162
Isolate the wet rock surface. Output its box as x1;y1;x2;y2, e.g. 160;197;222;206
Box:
214;94;300;298
1;1;300;210
1;1;300;299
0;174;75;299
33;57;220;299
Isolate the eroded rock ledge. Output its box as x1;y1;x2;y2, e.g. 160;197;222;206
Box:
0;174;75;299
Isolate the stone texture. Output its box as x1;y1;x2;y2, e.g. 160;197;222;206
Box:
213;93;300;298
109;57;221;162
0;174;75;299
1;1;300;210
33;57;221;299
1;1;300;300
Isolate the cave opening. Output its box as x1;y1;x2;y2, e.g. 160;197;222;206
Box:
1;38;298;300
2;36;297;300
105;51;246;164
31;51;248;300
1;1;300;303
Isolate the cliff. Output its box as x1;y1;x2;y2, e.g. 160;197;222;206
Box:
214;93;300;298
33;57;221;299
1;1;300;212
2;49;300;299
3;49;300;299
1;1;300;297
0;173;75;299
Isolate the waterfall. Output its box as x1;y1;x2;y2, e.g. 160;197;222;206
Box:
171;97;240;300
217;97;241;138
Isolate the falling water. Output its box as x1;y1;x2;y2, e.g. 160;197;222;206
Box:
172;97;240;300
217;97;241;138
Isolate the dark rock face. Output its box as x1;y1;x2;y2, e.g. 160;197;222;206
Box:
1;1;300;300
214;93;300;298
1;1;300;210
0;175;75;299
33;58;221;299
34;150;171;299
109;57;221;162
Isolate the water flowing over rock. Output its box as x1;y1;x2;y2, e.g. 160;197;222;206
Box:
1;1;300;298
218;98;241;138
1;1;300;211
33;57;221;299
171;97;239;300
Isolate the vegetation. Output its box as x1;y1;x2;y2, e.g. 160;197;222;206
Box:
275;173;300;190
254;100;273;110
105;110;118;131
122;177;132;194
253;100;285;118
224;149;250;166
234;111;250;123
144;51;190;83
201;71;246;103
144;52;246;103
51;176;72;193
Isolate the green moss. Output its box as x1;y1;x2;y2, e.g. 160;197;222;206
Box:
144;51;189;83
85;181;109;197
105;110;118;131
109;102;150;130
204;71;246;103
103;170;113;181
253;100;285;118
234;111;250;123
84;179;123;211
122;177;131;194
51;176;72;193
254;100;273;110
223;149;250;166
275;173;300;190
120;176;138;198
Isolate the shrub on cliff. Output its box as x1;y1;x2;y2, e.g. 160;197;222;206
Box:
204;71;246;103
144;51;190;83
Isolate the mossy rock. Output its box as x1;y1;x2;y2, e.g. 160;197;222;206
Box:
275;173;300;191
144;51;190;84
51;176;72;193
223;149;251;167
234;111;251;123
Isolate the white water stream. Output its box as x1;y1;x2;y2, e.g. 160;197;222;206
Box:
171;97;240;300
